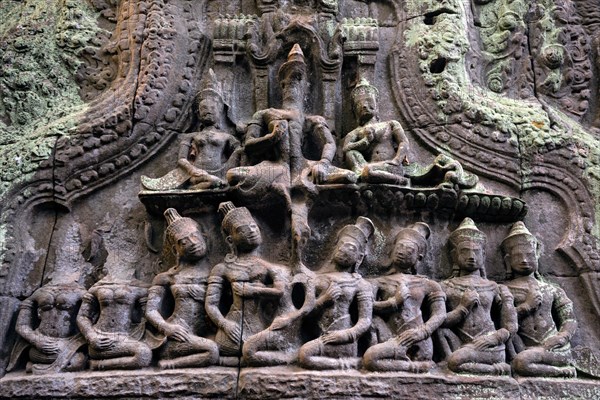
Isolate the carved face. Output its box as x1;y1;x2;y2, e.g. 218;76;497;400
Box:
507;242;538;276
198;96;223;126
280;74;306;105
392;239;420;272
230;220;262;251
175;230;207;260
353;93;378;125
454;241;484;274
333;238;363;270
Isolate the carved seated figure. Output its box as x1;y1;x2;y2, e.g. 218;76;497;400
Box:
145;208;219;369
242;266;315;367
436;218;517;375
7;282;87;374
298;217;374;370
364;223;446;372
141;69;240;191
227;44;355;192
343;78;410;185
76;267;152;370
501;222;577;378
205;202;288;363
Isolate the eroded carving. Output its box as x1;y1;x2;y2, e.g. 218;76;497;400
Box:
76;268;153;370
298;217;374;370
436;218;517;375
145;208;219;369
364;223;446;372
7;282;87;374
502;221;577;377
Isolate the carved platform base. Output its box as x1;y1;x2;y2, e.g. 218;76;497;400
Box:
2;367;599;399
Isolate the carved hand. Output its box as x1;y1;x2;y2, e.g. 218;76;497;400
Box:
38;337;60;354
470;334;496;351
526;290;543;311
543;334;568;351
394;283;411;306
323;283;342;303
311;160;330;184
395;327;426;347
91;333;116;351
321;331;347;345
269;316;291;331
224;322;242;345
460;289;480;310
164;323;191;342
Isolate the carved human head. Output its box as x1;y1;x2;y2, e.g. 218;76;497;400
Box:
351;78;379;125
278;44;307;102
164;208;207;261
448;218;487;277
392;222;430;273
501;221;540;277
219;201;262;251
197;68;225;126
333;216;375;271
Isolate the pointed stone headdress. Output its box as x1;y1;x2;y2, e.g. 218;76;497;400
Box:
501;221;537;253
278;43;307;84
218;201;255;234
164;208;200;246
337;216;375;252
198;68;224;103
448;218;486;248
394;222;430;254
352;78;379;105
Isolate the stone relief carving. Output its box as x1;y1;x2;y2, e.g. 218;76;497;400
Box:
502;221;577;377
364;223;446;373
7;282;87;374
145;208;219;368
435;218;517;375
1;0;600;398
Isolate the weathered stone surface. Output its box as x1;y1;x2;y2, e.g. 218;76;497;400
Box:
1;0;600;397
0;368;237;399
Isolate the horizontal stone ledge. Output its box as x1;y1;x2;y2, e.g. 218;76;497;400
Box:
1;366;599;399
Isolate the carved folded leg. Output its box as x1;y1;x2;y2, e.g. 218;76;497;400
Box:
298;338;359;370
434;328;462;360
345;150;368;176
89;339;152;370
512;347;576;378
158;336;219;369
361;163;408;185
243;330;298;367
364;338;434;372
189;173;227;190
447;345;510;375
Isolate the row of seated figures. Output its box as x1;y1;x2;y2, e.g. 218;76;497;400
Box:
8;204;577;379
140;44;479;194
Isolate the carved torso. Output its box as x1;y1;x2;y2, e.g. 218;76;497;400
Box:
505;277;566;346
188;128;237;175
373;274;442;333
442;276;500;343
159;266;210;335
92;282;146;334
315;272;369;334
